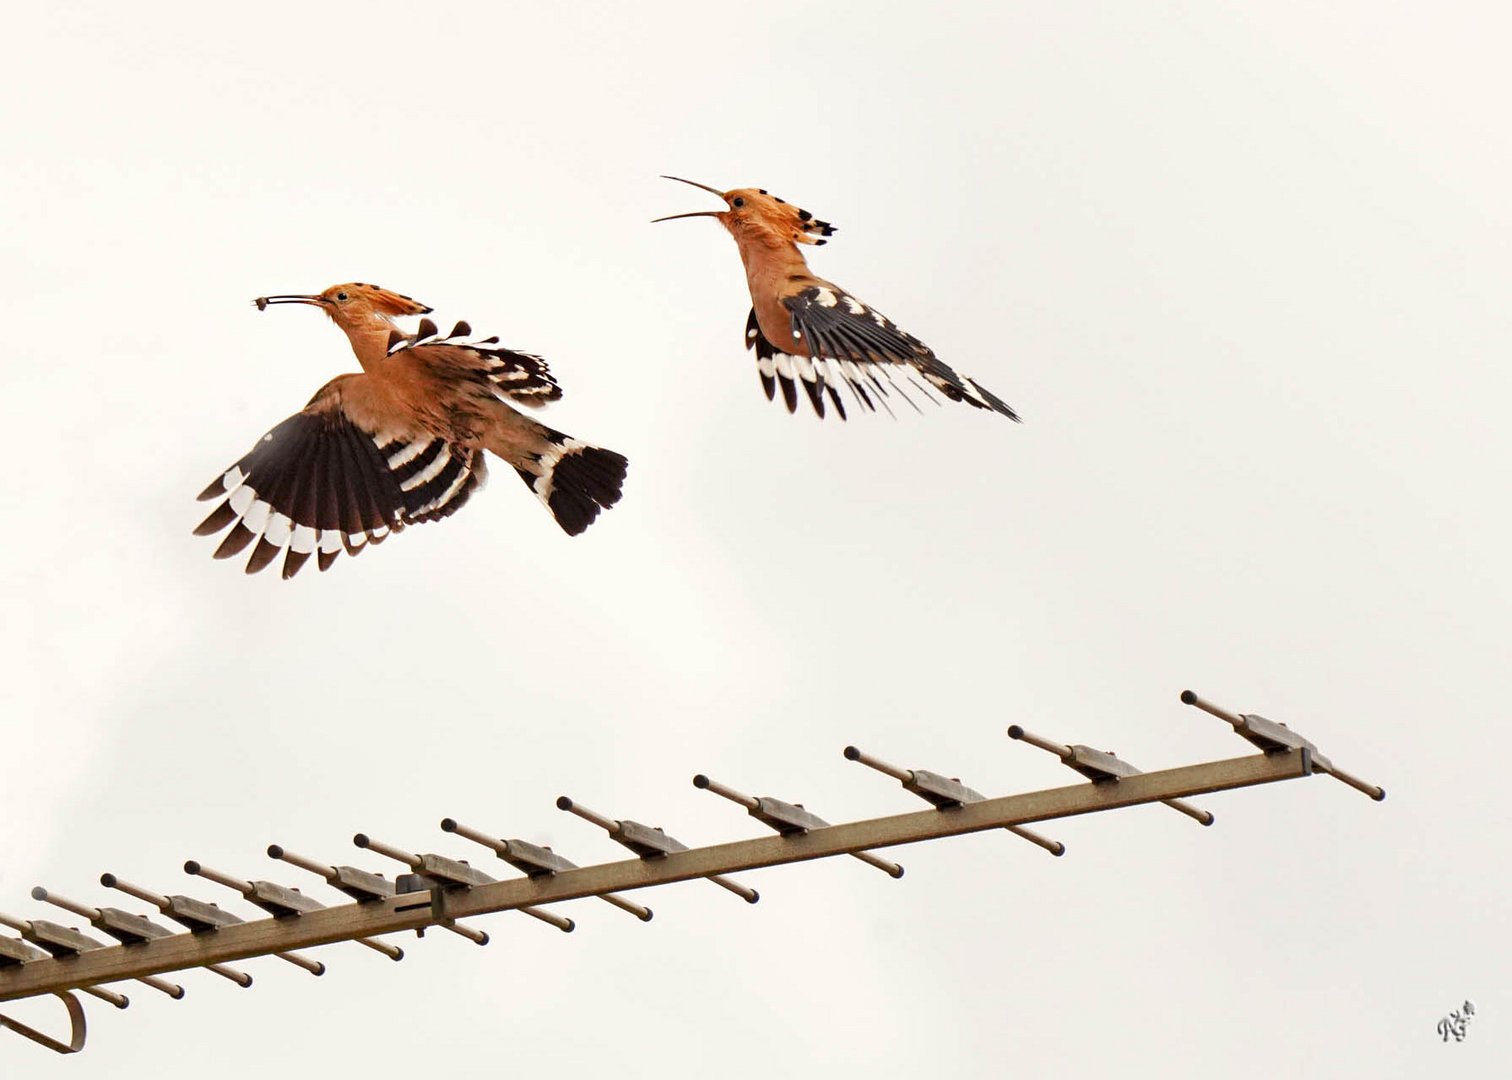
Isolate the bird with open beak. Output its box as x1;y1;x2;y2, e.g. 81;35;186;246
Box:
655;176;1020;421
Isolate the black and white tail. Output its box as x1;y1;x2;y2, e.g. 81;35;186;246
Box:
514;433;628;536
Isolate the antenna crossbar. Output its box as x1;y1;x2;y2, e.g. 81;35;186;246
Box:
1;747;1309;1002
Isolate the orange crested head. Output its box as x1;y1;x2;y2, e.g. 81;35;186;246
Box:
253;282;432;327
653;177;836;247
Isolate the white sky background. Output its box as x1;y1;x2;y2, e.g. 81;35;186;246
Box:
1;1;1506;1075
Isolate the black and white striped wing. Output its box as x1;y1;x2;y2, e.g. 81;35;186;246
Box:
778;286;1020;421
388;319;561;406
745;309;850;419
194;405;486;579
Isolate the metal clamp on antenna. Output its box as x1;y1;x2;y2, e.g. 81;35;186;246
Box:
267;845;401;906
184;862;402;961
99;874;325;976
693;774;904;878
2;934;126;1011
843;746;1066;855
440;819;652;922
0;936;49;970
29;887;252;988
1006;727;1215;826
1180;690;1385;801
0;936;120;1010
0;911;183;1000
556;797;759;904
353;834;568;936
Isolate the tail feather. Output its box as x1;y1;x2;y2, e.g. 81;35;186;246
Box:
515;434;628;536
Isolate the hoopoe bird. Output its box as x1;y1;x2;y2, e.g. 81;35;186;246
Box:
195;283;627;579
655;177;1021;422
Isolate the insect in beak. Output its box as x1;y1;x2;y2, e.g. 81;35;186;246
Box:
254;294;326;311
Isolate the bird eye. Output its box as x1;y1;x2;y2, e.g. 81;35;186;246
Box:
732;197;745;208
336;291;349;301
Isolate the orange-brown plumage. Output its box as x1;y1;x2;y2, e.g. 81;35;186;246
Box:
196;283;627;578
655;177;1020;421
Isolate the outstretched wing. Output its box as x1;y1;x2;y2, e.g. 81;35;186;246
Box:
386;318;561;407
745;309;850;419
193;383;486;579
774;285;1020;421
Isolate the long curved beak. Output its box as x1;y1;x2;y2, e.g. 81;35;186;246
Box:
661;175;724;196
652;175;728;223
651;210;722;223
253;294;326;311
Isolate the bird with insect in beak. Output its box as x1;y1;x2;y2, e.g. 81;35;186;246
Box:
195;283;628;579
654;177;1021;422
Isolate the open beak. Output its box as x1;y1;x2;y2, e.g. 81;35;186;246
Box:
253;294;326;311
652;175;727;223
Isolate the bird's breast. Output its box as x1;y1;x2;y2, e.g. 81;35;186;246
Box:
742;258;818;358
747;293;799;357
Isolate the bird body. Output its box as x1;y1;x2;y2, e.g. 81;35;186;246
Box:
196;283;626;578
738;244;815;356
655;177;1021;421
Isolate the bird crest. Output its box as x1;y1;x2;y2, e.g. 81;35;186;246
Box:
654;177;836;247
